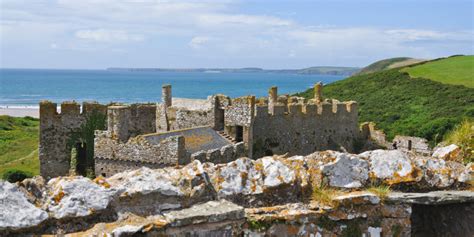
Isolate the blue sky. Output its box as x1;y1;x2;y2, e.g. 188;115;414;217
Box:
1;0;473;69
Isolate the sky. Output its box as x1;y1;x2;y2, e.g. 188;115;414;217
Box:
0;0;473;69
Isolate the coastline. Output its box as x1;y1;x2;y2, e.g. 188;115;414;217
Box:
0;107;39;118
0;98;209;119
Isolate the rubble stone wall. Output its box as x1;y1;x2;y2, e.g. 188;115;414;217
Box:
94;131;187;177
252;100;360;157
190;142;246;164
39;101;107;179
3;149;472;236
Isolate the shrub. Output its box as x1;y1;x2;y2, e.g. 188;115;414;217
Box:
2;169;33;183
444;119;474;164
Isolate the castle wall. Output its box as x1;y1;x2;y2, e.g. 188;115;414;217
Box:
39;101;107;179
94;131;187;177
393;135;431;155
190;142;246;164
172;108;214;130
251;99;360;157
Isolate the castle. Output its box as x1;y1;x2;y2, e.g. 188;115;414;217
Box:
39;83;364;179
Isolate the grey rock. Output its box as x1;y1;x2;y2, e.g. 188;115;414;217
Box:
321;152;369;188
45;176;116;219
0;181;48;230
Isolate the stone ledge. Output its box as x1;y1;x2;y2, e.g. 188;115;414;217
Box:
387;190;474;205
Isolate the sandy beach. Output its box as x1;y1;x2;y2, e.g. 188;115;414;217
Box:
0;98;211;119
0;107;39;118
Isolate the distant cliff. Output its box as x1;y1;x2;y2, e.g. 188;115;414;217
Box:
107;66;360;76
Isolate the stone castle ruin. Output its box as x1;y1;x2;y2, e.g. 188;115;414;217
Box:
6;83;470;236
40;83;367;179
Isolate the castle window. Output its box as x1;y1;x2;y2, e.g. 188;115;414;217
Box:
408;140;412;151
102;173;106;177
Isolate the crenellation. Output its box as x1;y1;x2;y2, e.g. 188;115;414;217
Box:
303;103;318;116
107;105;131;142
272;104;286;115
82;101;107;115
40;82;365;179
60;101;81;116
287;103;303;115
320;102;333;116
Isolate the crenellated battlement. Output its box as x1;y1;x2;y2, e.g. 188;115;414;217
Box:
39;100;108;120
40;83;362;179
254;99;357;118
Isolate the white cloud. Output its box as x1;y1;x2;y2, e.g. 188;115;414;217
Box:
1;0;472;68
197;14;292;28
189;36;213;49
75;29;144;42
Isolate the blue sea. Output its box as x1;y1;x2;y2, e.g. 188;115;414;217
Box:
0;69;345;106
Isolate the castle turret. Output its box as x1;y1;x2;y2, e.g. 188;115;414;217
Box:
314;82;323;103
162;84;172;108
108;105;131;142
268;86;278;114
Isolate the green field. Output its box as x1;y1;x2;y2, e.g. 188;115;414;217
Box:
297;68;474;145
356;57;422;75
0;116;39;178
401;55;474;88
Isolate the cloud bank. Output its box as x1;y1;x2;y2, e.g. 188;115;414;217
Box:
1;0;472;68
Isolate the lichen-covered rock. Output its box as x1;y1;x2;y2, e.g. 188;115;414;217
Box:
210;157;263;197
107;160;215;215
432;144;461;161
259;156;295;189
163;200;244;227
459;163;473;183
361;150;420;184
0;181;48;230
44;176;116;219
413;157;470;188
18;176;46;205
321;152;369;188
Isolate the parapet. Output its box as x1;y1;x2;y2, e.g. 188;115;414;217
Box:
255;99;357;118
106;103;158;142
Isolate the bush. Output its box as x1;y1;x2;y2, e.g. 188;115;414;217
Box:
2;169;33;183
444;119;474;164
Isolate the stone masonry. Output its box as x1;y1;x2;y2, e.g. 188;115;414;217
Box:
40;83;366;179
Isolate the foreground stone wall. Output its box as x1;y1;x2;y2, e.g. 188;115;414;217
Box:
1;149;472;236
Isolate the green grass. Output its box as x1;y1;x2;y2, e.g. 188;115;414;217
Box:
297;68;474;145
444;119;473;164
401;55;474;88
0;116;40;178
367;184;391;201
357;57;413;75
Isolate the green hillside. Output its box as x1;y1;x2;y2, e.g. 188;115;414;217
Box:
297;66;360;76
401;55;474;88
297;68;474;145
0;116;39;178
357;57;425;75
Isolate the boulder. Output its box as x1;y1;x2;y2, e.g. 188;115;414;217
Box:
0;181;48;230
320;152;369;188
44;176;116;219
432;144;461;161
210;157;263;197
107;160;215;215
259;156;295;189
361;150;420;184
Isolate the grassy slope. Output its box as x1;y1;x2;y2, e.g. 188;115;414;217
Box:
0;116;39;177
401;55;474;88
297;69;474;144
356;57;413;75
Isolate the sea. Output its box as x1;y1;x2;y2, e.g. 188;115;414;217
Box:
0;69;345;107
